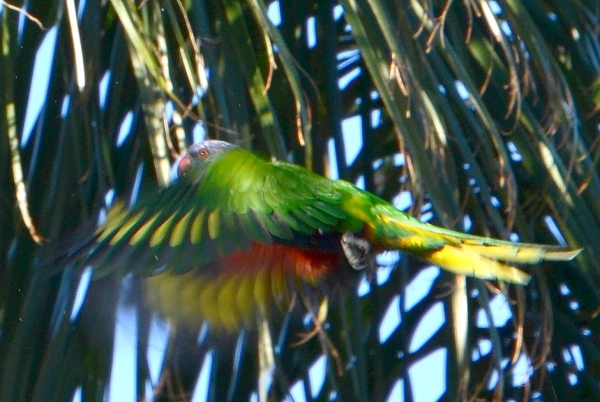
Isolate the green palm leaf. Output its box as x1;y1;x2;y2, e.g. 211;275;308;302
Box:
1;1;598;401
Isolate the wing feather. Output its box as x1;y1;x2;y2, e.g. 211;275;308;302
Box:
258;213;294;240
290;207;329;231
83;148;349;278
238;211;272;245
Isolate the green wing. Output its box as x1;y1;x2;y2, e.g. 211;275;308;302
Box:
74;145;579;285
86;148;351;277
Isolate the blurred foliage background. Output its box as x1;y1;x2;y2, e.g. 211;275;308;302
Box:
1;0;599;401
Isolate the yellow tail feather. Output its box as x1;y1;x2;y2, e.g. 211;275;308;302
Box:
369;208;582;284
420;245;532;285
459;244;582;264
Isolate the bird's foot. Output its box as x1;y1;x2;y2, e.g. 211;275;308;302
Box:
341;232;378;280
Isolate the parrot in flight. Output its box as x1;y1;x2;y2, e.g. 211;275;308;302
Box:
73;140;580;331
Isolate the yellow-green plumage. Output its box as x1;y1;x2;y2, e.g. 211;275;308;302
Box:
77;140;581;330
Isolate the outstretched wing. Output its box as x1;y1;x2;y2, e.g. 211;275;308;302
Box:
82;148;351;278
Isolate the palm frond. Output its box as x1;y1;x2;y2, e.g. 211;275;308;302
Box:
1;0;599;401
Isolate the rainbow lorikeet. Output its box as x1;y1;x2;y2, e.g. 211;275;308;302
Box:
77;140;580;331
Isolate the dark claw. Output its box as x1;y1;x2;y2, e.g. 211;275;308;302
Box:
341;232;377;280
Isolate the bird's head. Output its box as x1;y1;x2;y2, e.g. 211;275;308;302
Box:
172;140;239;179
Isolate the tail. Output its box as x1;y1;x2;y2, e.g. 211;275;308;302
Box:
417;245;567;285
367;204;581;285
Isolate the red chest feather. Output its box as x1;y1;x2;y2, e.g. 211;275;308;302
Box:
145;242;341;332
219;242;340;279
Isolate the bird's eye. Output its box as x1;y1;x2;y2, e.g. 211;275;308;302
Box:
198;148;209;159
176;156;192;177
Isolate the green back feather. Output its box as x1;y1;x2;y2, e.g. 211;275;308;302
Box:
82;144;576;280
88;147;354;277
